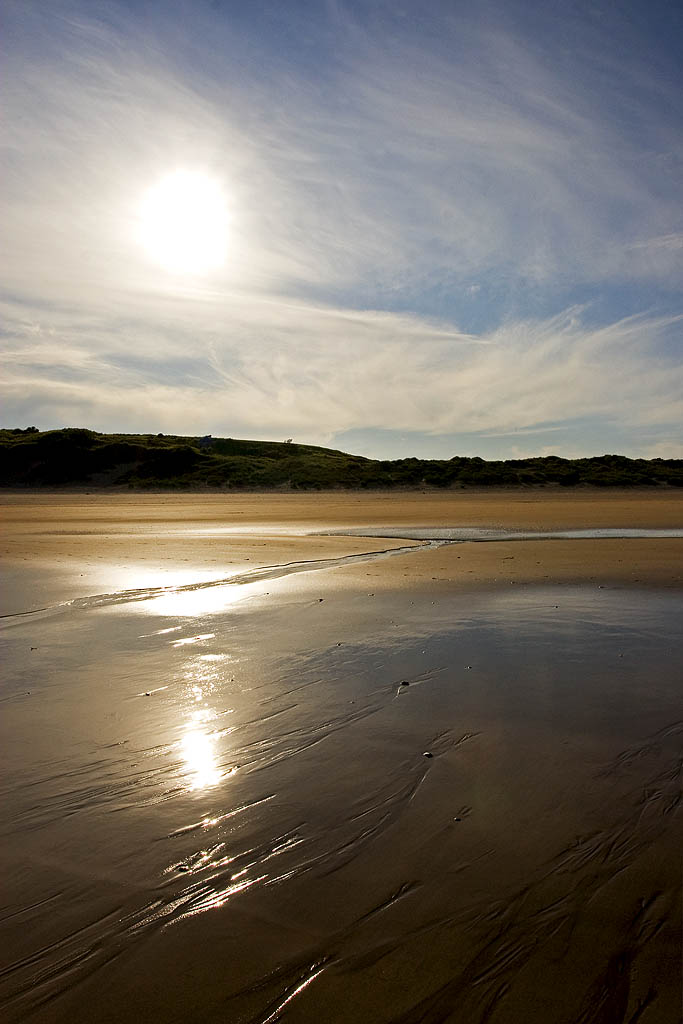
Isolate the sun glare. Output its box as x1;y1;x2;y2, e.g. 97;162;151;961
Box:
139;170;229;274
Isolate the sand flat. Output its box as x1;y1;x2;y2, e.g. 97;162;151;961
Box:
1;491;681;1023
1;491;681;609
3;487;683;529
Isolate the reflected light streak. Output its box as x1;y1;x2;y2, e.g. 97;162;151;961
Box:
181;728;222;790
260;966;327;1024
147;587;248;617
171;633;216;647
105;568;251;618
175;636;239;791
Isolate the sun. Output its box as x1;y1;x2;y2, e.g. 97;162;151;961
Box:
138;170;229;275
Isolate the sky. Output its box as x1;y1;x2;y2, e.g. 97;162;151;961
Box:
2;0;682;460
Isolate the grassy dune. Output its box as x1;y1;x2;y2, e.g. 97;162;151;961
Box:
1;426;681;489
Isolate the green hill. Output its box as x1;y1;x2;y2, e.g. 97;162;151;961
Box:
1;427;681;489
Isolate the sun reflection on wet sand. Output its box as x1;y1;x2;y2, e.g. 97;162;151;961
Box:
144;586;250;618
177;658;236;790
101;567;257;618
171;633;215;647
181;727;222;790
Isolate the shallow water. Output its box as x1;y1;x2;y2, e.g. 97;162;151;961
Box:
325;525;683;540
1;568;681;1023
0;541;433;620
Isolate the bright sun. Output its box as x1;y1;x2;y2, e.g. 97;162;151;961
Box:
139;170;229;275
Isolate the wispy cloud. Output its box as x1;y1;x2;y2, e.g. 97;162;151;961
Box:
1;0;681;457
4;0;683;301
2;292;680;457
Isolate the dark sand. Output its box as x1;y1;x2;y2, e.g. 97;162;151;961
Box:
1;492;681;1022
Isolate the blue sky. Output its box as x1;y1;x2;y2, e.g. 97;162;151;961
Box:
2;0;682;459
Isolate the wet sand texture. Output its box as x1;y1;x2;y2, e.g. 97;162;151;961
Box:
0;492;681;1022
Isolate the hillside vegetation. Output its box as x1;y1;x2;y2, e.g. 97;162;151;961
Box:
1;427;682;489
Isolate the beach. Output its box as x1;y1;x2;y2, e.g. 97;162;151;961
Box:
2;490;682;612
1;491;681;1022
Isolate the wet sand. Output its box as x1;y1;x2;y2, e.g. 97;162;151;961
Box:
1;492;681;1022
1;490;681;611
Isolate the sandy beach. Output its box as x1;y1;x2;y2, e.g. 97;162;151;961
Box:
1;491;681;1022
2;490;682;611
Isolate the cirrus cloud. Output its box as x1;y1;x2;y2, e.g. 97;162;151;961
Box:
1;0;681;458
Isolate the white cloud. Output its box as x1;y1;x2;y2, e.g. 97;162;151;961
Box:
2;293;681;455
3;0;683;312
1;1;681;457
643;441;683;459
